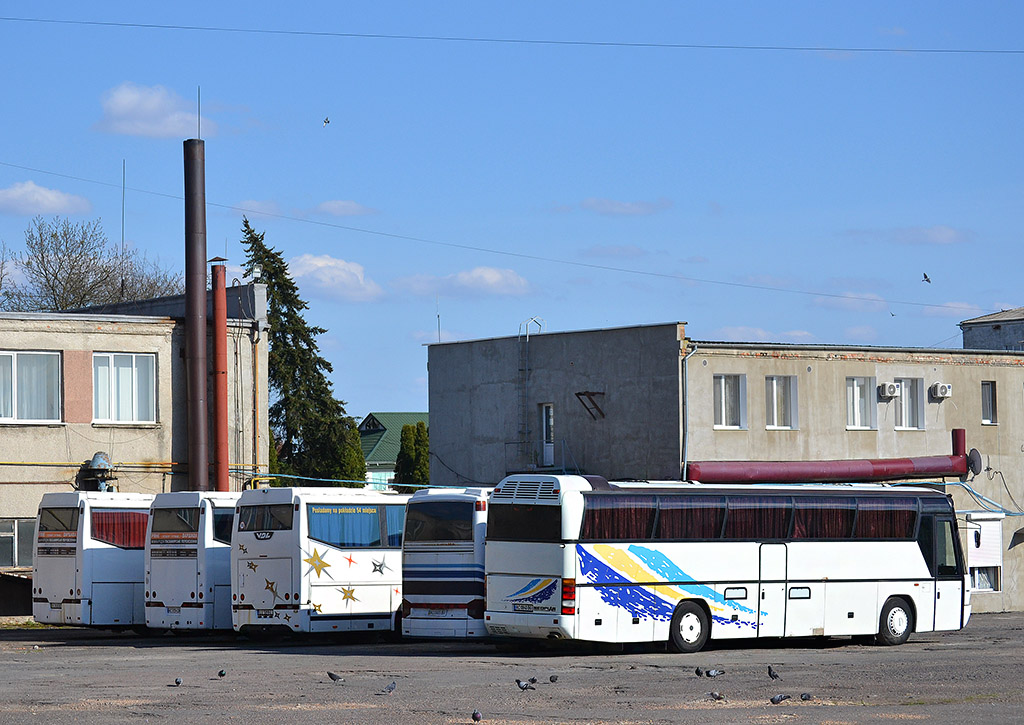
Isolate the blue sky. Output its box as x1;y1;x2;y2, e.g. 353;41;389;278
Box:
0;4;1021;418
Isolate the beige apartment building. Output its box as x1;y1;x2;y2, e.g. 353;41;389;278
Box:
429;317;1024;613
0;284;269;570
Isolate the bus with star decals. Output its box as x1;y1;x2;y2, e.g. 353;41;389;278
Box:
231;486;409;635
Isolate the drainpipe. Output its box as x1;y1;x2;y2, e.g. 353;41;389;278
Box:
681;341;698;481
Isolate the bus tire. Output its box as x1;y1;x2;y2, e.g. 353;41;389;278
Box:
876;597;913;646
669;601;710;653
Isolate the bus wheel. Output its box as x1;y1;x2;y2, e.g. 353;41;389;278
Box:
669;601;709;653
876;597;913;646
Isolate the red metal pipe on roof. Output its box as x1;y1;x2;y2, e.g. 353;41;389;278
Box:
686;429;969;483
212;264;229;493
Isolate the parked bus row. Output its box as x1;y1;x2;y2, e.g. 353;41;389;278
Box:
32;475;971;652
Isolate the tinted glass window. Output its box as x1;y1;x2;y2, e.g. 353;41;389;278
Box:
855;497;917;539
38;507;79;533
237;504;294;532
486;504;561;542
91;510;148;549
936;518;960;577
385;505;405;547
405;501;474;542
307;503;382;548
656;496;726;540
212;508;234;545
151;507;200;533
723;496;791;539
792;497;856;539
581;495;657;541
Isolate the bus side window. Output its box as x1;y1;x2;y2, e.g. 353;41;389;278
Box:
935;518;961;577
212;509;233;545
916;515;936;577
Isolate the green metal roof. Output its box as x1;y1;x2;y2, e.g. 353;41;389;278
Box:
358;412;428;465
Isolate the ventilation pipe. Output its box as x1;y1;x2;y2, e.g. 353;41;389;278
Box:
184;139;209;492
211;263;229;493
686;429;979;483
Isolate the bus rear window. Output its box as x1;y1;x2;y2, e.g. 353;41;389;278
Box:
151;508;200;533
405;501;474;542
238;504;293;532
486;504;561;542
92;510;148;549
38;507;79;533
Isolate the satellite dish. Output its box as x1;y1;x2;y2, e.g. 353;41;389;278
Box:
967;448;983;476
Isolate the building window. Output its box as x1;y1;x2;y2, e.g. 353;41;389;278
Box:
540;403;555;466
0;351;61;423
713;374;746;429
846;376;877;430
894;378;924;430
0;518;36;567
981;381;997;425
966;514;1003;592
765;376;798;430
93;353;156;423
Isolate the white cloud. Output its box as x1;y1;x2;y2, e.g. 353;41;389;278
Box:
313;200;377;217
0;181;91;215
814;292;887;312
399;266;530;297
714;326;814;343
923;301;983;318
238;200;281;218
845;325;878;342
580;197;672;216
289;253;383;302
95;82;216;138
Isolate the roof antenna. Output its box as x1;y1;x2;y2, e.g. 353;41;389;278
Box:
197;85;202;139
120;159;126;300
436;294;441;342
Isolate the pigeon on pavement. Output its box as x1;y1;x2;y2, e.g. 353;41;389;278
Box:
768;665;781;680
549;675;558;683
705;669;725;678
218;670;226;678
327;671;345;684
515;679;536;691
770;694;791;704
707;691;725;701
528;676;538;684
472;710;483;722
800;693;813;701
694;667;704;677
381;681;397;695
173;678;182;687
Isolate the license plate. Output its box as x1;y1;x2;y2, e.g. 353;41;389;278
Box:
428;608;447;617
49;602;61;610
257;609;274;619
166;607;181;614
513;603;534;613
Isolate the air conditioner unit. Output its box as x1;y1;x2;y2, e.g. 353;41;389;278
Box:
931;382;953;398
878;382;901;399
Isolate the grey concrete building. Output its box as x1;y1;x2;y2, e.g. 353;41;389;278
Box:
0;283;269;570
960;307;1024;351
428;321;1024;613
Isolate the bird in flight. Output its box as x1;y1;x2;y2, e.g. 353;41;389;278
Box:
768;665;781;680
922;272;931;283
323;117;330;127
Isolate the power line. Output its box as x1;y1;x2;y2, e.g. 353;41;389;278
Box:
1;16;1023;56
0;159;1000;317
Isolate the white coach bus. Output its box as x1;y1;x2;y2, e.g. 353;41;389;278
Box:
145;491;240;630
231;486;409;634
484;475;970;652
32;491;153;627
401;487;490;638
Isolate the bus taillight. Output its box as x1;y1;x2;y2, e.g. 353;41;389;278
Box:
475;501;487;511
561;578;576;616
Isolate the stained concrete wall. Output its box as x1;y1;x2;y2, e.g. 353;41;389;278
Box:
961;321;1024;351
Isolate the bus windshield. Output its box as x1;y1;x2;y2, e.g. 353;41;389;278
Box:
238;504;293;532
151;507;200;533
39;507;79;533
405;501;474;542
487;503;561;542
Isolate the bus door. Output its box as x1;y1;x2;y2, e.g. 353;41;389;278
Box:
758;543;787;637
933;516;965;631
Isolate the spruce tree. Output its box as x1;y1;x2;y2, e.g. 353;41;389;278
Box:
394;424;416;485
241;218;366;485
413;421;430;485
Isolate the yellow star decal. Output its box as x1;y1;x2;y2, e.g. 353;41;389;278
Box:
265;579;281;601
303;548;331;579
247;561;258;572
312;602;323;614
340;586;357;603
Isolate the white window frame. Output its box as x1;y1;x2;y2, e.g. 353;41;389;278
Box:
765;375;798;430
894;377;924;430
713;374;747;430
92;352;157;424
845;376;877;430
0;350;62;423
981;381;997;425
